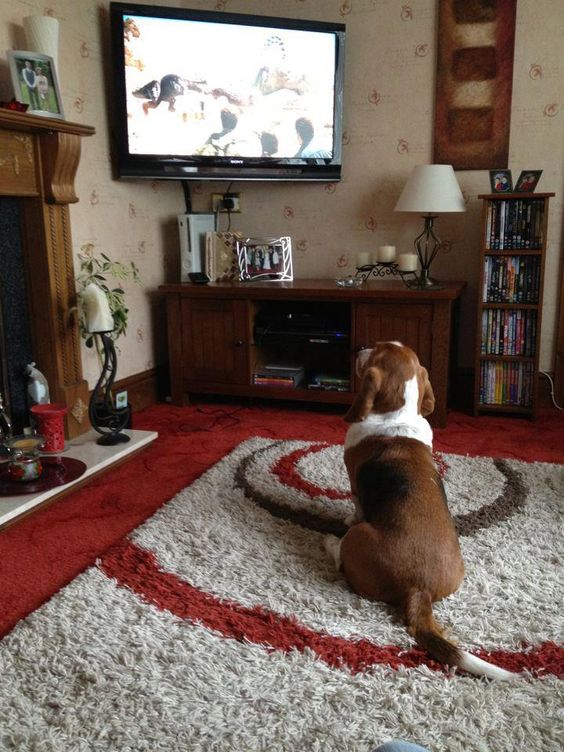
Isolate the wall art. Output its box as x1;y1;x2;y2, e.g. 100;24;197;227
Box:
433;0;517;170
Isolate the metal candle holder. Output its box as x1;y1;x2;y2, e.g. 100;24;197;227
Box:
89;333;130;446
354;262;417;288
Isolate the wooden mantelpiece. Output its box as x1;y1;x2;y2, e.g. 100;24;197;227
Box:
0;109;95;438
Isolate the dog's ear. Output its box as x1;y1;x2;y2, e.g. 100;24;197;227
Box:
344;366;382;423
418;366;435;416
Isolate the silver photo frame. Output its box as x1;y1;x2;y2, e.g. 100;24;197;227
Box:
236;237;293;282
8;50;64;119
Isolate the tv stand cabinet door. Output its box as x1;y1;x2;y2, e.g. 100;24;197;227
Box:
354;300;455;427
180;297;249;388
354;303;432;365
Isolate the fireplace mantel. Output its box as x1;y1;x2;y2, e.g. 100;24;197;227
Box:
0;110;95;438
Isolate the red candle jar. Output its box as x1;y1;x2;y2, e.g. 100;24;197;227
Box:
30;403;68;453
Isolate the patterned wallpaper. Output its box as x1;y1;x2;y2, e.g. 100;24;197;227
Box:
0;0;562;388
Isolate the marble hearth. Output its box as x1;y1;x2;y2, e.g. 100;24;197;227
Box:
0;428;157;528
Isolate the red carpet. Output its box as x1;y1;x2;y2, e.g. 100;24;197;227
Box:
0;401;562;639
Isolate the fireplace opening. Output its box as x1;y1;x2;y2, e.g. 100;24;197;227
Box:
0;197;36;435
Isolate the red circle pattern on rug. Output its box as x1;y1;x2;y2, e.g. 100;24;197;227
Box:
1;401;563;651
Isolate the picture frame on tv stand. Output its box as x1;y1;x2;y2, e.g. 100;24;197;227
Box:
236;237;293;282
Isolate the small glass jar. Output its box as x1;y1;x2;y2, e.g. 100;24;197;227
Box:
5;435;44;482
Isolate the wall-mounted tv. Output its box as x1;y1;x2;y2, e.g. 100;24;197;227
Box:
109;3;346;182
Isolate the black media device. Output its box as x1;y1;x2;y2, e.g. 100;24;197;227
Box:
254;309;349;344
109;3;346;182
188;272;210;285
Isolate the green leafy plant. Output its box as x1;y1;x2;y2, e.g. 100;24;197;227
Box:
75;243;141;350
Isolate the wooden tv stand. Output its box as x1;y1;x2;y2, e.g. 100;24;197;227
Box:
159;279;465;427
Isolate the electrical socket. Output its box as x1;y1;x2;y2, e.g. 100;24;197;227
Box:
211;192;241;213
115;390;128;409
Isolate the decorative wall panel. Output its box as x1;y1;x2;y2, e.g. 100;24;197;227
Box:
434;0;517;170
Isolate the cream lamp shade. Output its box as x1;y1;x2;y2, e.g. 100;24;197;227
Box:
394;164;466;214
394;164;465;289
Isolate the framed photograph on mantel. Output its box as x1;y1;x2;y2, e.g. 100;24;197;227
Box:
8;50;64;119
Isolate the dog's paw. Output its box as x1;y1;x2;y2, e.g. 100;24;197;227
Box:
344;511;364;527
324;534;342;571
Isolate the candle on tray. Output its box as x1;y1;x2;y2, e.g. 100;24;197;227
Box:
82;283;114;333
378;245;396;263
356;252;371;267
398;253;418;272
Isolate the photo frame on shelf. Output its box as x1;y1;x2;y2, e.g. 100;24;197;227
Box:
514;170;543;193
178;212;217;280
7;50;64;119
236;237;293;282
489;169;513;193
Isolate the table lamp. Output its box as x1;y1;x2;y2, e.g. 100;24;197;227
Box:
394;164;465;288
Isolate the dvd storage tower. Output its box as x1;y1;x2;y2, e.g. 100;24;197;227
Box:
474;192;555;417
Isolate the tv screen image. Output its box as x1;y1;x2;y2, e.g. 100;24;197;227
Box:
110;4;345;181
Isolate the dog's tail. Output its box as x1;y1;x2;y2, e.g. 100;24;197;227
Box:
404;589;519;681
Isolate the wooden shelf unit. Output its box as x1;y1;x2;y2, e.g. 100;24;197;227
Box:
159;279;465;428
474;192;555;418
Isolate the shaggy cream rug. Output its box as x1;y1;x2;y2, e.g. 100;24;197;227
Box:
1;438;562;751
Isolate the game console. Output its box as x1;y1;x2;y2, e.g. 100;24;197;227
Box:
178;213;202;279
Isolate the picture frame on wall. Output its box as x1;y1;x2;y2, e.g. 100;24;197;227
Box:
7;50;64;119
489;169;513;193
514;170;543;193
236;237;293;282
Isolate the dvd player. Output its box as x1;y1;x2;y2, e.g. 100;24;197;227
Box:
254;311;349;344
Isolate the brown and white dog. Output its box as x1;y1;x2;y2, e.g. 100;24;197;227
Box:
325;341;517;680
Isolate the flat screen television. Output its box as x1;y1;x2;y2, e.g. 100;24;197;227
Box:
109;3;346;182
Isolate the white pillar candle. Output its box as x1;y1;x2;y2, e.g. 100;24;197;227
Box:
398;253;419;272
24;16;60;70
356;252;371;267
82;283;114;333
378;245;396;262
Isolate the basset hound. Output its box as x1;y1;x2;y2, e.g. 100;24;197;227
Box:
325;342;517;680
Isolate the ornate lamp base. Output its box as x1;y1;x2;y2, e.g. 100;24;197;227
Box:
89;333;131;446
404;268;444;290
